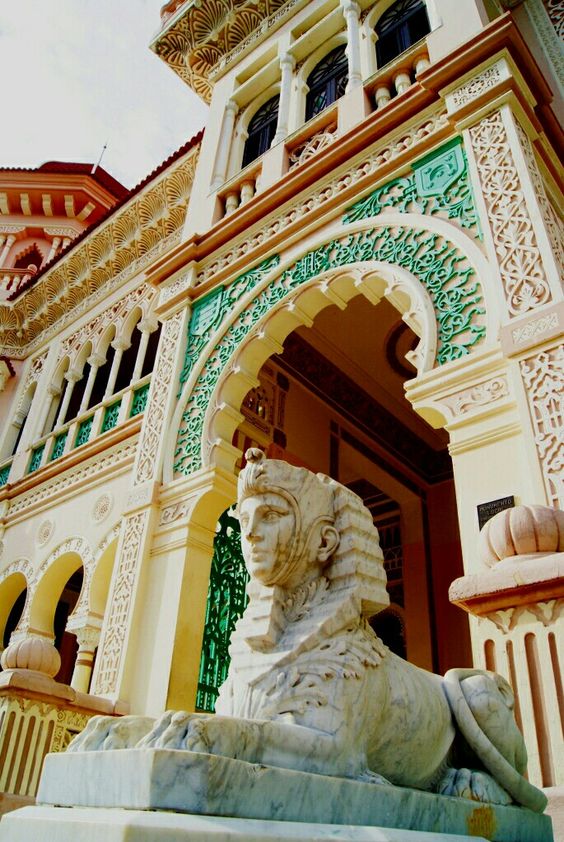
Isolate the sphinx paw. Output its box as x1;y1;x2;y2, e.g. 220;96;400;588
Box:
438;768;511;805
357;770;392;786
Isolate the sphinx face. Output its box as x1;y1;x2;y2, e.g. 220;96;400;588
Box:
238;492;296;586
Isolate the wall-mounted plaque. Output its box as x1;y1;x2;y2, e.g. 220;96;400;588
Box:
477;496;515;530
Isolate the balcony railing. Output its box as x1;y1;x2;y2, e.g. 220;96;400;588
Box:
0;268;37;299
26;374;151;477
217;159;263;219
364;41;430;113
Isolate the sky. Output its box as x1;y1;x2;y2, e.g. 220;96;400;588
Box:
0;1;209;189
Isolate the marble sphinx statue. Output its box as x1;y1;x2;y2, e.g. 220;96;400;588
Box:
71;449;546;814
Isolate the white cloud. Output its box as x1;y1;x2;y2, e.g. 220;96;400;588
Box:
0;0;208;187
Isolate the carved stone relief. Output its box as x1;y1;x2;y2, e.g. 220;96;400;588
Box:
468;110;552;316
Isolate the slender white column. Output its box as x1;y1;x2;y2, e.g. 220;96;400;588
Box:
212;99;239;189
70;627;100;693
54;370;81;428
273;53;296;144
131;319;158;382
79;352;106;414
103;340;128;399
0;234;16;266
341;0;363;91
47;237;61;263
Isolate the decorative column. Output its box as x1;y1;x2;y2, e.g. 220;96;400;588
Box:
103;339;128;399
91;295;191;708
79;352;105;414
211;99;239;189
131;318;158;382
273;53;296;144
0;234;16;266
341;0;363;91
53;369;81;429
47;237;61;263
69;626;101;694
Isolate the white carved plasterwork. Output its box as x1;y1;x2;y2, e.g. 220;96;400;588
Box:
159;500;191;525
6;441;137;520
36;519;54;547
0;557;33;588
512;311;560;345
449;62;505;110
92;493;113;523
525;0;564;88
15;352;47;414
487;599;563;632
59;285;155;362
158;272;192;307
92;510;148;695
443;376;509;417
468;110;552;317
196;110;450;286
0;148;199;357
520;344;564;508
134;311;183;485
289;124;338;169
514;121;564;278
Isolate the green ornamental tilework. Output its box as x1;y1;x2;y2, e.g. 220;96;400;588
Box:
75;416;94;448
101;400;122;433
28;444;45;473
50;431;68;461
174;225;486;476
177;255;281;393
130;383;150;417
344;139;480;237
196;507;248;712
0;462;11;487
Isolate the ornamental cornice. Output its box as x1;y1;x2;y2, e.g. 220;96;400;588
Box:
0;144;200;358
152;0;307;102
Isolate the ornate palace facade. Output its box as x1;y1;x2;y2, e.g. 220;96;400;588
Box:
0;0;562;824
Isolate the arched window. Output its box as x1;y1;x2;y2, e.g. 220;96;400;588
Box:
242;95;280;168
305;45;348;121
375;0;430;68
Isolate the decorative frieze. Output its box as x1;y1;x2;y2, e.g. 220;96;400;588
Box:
447;61;505;111
520;344;564;508
0;148;199;356
6;441;137;520
500;301;563;355
442;376;510;417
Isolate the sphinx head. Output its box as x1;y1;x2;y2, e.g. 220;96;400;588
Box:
237;449;339;590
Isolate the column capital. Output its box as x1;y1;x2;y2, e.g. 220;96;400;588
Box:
279;52;296;70
340;0;361;17
225;99;239;116
65;368;82;383
138;317;159;334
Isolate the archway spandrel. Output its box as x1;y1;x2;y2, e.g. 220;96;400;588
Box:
171;217;491;480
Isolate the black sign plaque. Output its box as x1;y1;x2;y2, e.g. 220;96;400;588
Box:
477;496;515;530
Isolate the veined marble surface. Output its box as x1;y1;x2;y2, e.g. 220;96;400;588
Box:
34;749;553;842
0;806;489;842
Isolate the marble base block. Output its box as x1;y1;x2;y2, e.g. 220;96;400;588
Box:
0;806;489;841
32;749;552;841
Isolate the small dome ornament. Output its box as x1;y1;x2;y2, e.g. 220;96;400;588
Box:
0;635;61;677
479;504;564;568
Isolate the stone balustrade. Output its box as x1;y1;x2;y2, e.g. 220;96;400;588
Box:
0;268;35;300
217;162;262;219
367;43;431;112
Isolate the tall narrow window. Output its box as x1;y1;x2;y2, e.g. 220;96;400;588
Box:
242;95;280;168
375;0;430;68
305;45;348;121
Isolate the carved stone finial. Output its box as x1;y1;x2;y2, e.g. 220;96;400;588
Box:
0;635;61;677
479;504;564;567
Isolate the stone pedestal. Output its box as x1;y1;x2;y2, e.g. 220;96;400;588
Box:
0;749;552;842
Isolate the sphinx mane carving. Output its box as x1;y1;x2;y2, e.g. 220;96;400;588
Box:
71;449;546;813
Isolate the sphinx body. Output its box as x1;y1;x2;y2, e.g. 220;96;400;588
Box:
72;449;545;813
